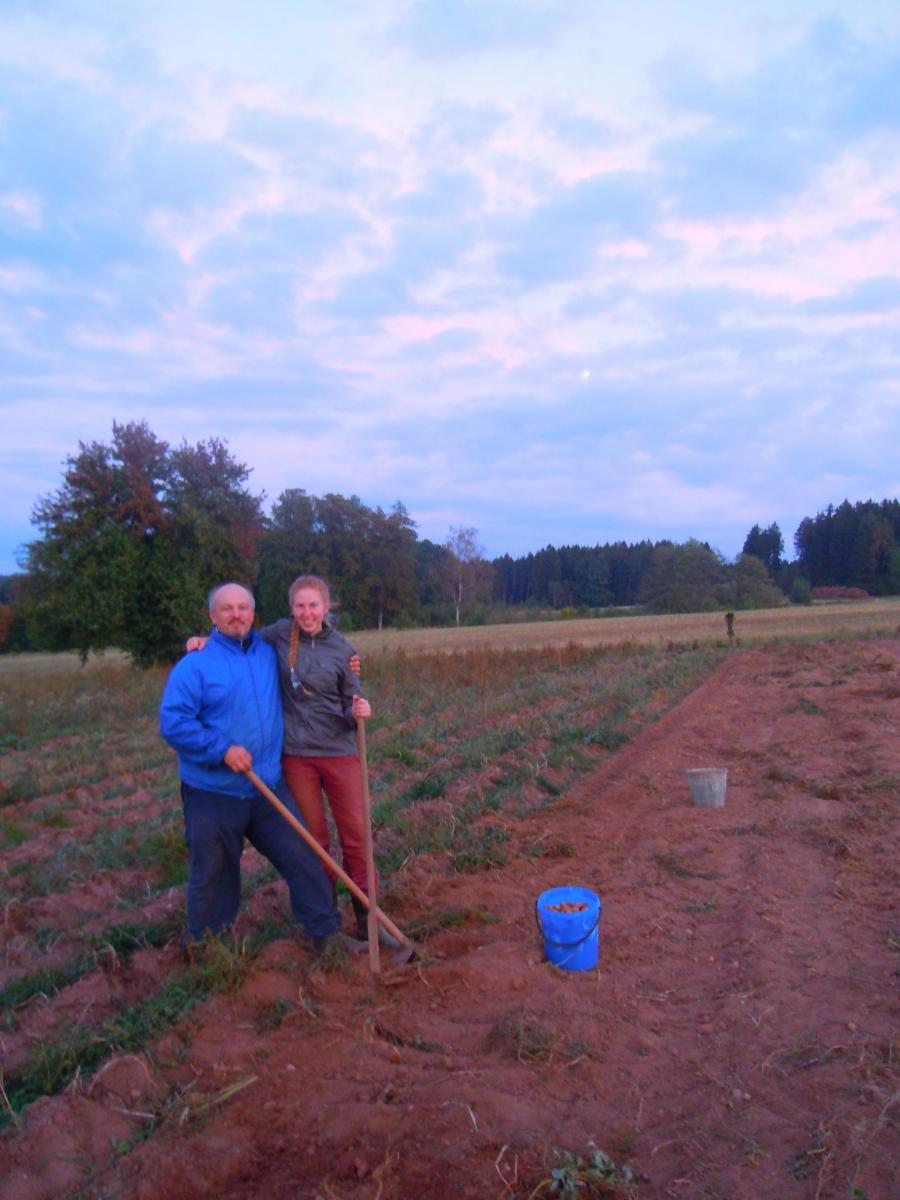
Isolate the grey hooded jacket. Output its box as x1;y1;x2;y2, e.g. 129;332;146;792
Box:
259;618;362;757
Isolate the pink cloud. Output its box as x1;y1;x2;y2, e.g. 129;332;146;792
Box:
381;314;459;342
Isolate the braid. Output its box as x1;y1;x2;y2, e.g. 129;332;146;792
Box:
289;619;299;671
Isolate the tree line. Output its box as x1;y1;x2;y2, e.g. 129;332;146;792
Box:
492;538;785;613
3;422;494;664
794;500;900;595
2;422;897;664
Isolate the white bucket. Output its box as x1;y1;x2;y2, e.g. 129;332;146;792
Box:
686;768;727;808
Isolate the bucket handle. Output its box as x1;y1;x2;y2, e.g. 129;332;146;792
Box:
534;901;601;952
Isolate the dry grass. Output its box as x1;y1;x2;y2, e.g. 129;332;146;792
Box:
350;597;900;657
0;649;131;677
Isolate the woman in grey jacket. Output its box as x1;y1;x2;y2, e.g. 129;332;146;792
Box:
264;574;378;939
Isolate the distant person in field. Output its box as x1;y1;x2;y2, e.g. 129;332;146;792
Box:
160;582;342;953
186;575;399;949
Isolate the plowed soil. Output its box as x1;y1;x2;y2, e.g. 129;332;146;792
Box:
2;640;898;1200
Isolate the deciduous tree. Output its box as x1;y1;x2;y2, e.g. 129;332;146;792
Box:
638;541;727;613
444;526;493;625
24;421;263;665
733;554;787;609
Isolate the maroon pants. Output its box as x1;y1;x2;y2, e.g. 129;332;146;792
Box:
281;755;376;897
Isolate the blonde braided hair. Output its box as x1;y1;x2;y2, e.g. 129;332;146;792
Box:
288;617;299;673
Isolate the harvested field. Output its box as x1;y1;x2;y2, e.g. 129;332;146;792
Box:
351;597;900;657
0;633;898;1199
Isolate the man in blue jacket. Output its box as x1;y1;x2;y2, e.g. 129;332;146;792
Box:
159;582;341;949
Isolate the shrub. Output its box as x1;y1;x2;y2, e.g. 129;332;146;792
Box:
790;578;812;605
810;586;870;601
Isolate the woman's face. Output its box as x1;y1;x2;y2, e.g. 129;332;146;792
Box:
291;587;329;636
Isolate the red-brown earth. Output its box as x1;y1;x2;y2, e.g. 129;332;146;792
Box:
2;640;898;1200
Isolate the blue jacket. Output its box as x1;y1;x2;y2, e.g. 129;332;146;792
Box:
159;629;284;798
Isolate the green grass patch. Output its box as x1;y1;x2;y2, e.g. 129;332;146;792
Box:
3;974;201;1122
450;826;508;871
379;741;419;766
367;1019;445;1054
861;773;900;797
397;772;453;805
545;743;593;773
685;896;718;914
1;924;289;1128
522;836;576;862
404;905;500;941
536;774;563;796
0;768;45;806
254;997;300;1032
0;920;177;1015
486;1016;557;1064
482;764;532;803
653;851;722;881
763;765;801;785
399;807;509;872
0;965;83;1012
16;811;187;901
787;697;827;716
34;805;75;829
0;815;29;845
583;723;630;751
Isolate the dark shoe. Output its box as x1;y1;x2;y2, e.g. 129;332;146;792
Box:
348;905;418;965
354;915;404;950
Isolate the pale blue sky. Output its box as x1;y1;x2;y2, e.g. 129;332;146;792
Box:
3;0;899;573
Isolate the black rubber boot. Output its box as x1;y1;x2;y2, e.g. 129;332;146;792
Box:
351;894;402;949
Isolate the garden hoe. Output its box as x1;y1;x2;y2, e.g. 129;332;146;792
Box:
244;769;417;968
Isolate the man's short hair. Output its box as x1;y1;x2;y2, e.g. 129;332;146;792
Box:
208;583;256;610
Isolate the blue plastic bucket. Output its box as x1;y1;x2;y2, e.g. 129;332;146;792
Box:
536;886;602;971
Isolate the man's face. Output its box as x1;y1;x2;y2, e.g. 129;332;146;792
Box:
210;585;255;639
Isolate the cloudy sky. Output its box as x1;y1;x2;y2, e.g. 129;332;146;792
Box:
3;0;900;575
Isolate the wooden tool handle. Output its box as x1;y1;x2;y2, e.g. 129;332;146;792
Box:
244;769;409;948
